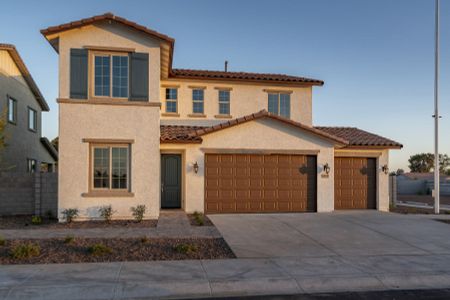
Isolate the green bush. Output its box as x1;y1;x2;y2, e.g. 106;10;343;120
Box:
0;236;5;246
31;216;42;225
130;205;146;222
193;211;204;226
174;243;198;254
11;243;40;259
88;243;112;256
98;205;116;222
62;208;79;223
64;235;75;244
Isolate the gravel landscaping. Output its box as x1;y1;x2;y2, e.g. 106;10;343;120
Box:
0;237;235;264
187;213;214;226
390;205;450;215
0;216;157;229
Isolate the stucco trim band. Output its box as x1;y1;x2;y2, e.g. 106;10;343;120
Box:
82;138;135;144
57;98;161;107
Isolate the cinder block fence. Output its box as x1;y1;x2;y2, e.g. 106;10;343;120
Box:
0;172;58;217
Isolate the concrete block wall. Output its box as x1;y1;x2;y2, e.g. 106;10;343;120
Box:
0;172;57;216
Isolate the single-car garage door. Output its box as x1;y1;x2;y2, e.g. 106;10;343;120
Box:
335;157;376;209
205;154;317;213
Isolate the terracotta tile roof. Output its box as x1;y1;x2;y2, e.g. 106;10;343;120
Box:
40;12;175;43
170;69;324;86
160;110;348;145
0;44;49;111
160;125;205;143
315;127;403;148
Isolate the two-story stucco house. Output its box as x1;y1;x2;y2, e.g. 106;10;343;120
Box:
0;44;57;173
41;13;401;220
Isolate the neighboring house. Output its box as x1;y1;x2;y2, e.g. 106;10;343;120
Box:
41;13;402;220
0;44;57;173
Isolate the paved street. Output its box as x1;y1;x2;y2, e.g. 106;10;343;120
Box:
2;211;450;299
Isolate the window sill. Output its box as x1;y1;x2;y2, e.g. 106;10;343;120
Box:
57;98;161;107
81;191;135;198
162;112;180;117
188;113;207;118
214;114;233;119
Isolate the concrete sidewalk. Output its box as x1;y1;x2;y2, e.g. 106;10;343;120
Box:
2;254;450;299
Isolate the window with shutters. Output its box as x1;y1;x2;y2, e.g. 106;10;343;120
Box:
92;52;129;98
267;92;291;118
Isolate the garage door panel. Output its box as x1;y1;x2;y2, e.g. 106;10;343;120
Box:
335;157;376;210
205;154;317;213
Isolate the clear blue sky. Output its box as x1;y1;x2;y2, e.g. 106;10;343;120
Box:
1;0;449;171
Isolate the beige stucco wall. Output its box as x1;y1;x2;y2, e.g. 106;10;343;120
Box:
0;50;27;87
160;80;313;126
334;149;390;212
53;21;161;102
58;103;160;220
160;118;337;213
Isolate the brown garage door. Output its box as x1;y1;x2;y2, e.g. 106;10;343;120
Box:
335;157;376;209
205;154;317;213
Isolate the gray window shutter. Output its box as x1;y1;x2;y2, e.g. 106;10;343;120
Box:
130;52;149;101
70;49;88;99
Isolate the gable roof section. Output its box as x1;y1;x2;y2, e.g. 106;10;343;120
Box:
160;110;348;146
0;44;49;111
170;69;324;86
315;127;403;148
40;137;58;161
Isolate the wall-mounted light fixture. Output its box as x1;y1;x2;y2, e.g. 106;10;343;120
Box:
193;162;199;174
323;163;331;175
381;164;389;175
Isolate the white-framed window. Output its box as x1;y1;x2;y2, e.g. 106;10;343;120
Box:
165;88;178;113
192;89;204;114
7;96;17;124
268;93;290;118
27;158;36;173
28;107;37;132
92;145;130;190
218;90;230;115
94;53;129;98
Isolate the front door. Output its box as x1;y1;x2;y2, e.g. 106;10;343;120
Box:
161;154;182;209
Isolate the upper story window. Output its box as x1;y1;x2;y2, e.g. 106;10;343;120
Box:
165;88;178;113
94;54;128;98
268;92;291;118
7;97;17;124
28;107;37;132
218;90;230;115
27;158;36;173
92;145;129;190
192;89;204;114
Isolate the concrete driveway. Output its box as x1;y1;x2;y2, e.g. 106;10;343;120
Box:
208;211;450;258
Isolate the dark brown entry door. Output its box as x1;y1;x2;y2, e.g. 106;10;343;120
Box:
334;157;376;209
205;154;317;213
161;154;181;209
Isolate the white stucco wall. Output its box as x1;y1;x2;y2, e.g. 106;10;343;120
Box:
334;149;390;212
160;80;313;126
58;103;160;220
161;118;337;213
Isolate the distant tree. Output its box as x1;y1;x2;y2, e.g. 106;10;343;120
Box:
408;153;450;173
396;169;405;175
51;137;58;152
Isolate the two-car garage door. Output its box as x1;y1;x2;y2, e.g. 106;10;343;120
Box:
205;154;317;213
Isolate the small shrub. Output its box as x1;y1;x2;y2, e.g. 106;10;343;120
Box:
130;205;146;222
0;236;5;246
11;243;40;259
174;243;198;254
193;211;204;226
88;243;112;256
62;208;79;223
98;205;116;222
64;235;75;244
140;236;149;243
31;216;42;225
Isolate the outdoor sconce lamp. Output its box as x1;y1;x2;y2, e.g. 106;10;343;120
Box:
193;162;199;174
382;164;389;175
323;163;331;175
